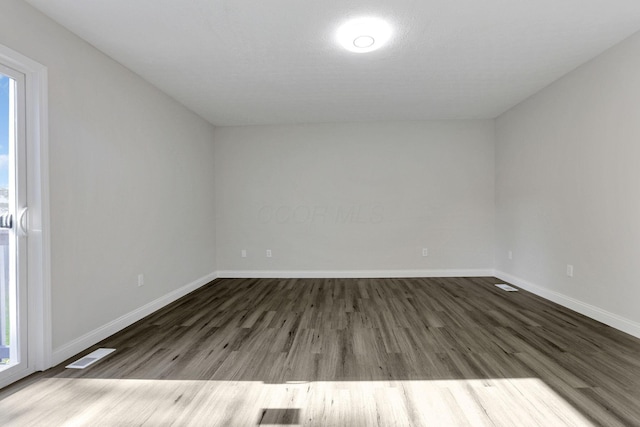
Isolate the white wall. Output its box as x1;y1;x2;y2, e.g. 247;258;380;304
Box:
0;1;217;354
215;121;495;275
5;0;638;368
496;31;640;334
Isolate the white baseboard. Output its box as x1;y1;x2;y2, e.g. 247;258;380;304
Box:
216;269;494;279
495;270;640;340
49;269;640;369
51;271;218;366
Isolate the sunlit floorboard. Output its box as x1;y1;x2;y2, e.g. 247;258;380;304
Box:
1;378;594;426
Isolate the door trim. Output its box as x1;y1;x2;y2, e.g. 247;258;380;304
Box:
0;43;51;387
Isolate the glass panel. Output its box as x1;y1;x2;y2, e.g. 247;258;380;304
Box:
0;73;13;366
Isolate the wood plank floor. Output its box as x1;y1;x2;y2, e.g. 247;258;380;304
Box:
2;277;640;426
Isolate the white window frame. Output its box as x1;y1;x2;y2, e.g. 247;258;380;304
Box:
0;43;51;388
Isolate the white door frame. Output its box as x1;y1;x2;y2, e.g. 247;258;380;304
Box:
0;43;51;388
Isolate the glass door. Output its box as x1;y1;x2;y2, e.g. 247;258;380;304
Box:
0;64;27;381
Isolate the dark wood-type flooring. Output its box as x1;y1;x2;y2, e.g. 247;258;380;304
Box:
2;277;640;426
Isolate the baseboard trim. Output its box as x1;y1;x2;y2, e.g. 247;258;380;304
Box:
495;270;640;340
216;269;494;279
51;271;218;366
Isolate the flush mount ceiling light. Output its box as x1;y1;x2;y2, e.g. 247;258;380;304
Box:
336;17;392;53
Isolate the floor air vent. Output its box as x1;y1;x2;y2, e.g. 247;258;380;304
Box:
66;348;116;369
495;284;518;292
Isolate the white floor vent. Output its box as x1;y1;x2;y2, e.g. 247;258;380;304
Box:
66;348;116;369
495;284;518;292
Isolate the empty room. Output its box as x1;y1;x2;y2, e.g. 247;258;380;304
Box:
1;0;640;425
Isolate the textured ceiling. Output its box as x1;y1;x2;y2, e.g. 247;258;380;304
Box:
25;0;640;126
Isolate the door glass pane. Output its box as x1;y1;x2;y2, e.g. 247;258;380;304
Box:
0;73;13;366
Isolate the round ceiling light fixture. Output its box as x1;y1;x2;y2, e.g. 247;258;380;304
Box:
336;17;392;53
353;35;375;48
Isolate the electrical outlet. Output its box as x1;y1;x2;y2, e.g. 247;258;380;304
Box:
241;249;247;258
566;264;574;277
508;250;513;260
137;274;144;287
266;249;272;258
422;248;428;257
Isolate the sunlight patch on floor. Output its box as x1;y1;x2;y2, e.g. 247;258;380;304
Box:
0;378;593;426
